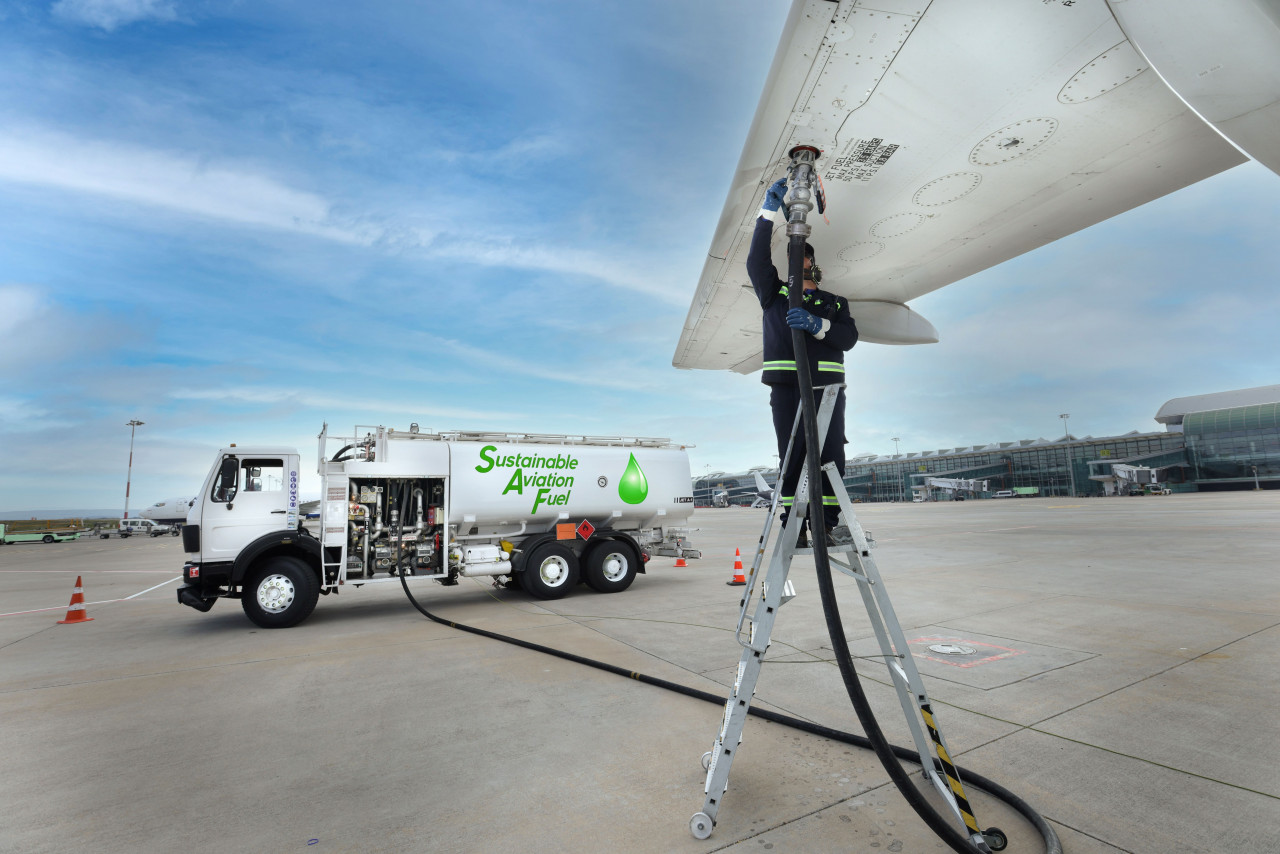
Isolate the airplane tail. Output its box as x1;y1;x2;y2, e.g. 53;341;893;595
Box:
754;472;771;492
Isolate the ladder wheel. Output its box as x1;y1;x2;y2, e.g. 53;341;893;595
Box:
689;812;713;840
701;751;713;771
982;827;1008;851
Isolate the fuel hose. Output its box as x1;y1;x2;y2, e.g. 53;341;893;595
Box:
397;569;1062;853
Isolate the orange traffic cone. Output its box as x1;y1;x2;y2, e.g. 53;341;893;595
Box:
674;555;688;567
57;576;94;624
726;548;746;586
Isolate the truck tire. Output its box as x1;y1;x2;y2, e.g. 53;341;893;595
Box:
241;555;320;628
42;535;54;543
521;543;579;600
583;540;638;593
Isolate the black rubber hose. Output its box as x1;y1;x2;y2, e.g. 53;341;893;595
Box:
330;444;354;462
784;228;1017;854
396;569;1061;853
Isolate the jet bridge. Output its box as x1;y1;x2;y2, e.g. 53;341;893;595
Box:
912;477;989;501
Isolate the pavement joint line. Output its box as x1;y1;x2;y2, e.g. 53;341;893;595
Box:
0;623;58;652
935;591;1280;629
1;576;183;617
0;598;133;617
787;651;1280;802
1031;617;1280;728
1021;727;1280;802
0;635;473;696
1038;817;1135;853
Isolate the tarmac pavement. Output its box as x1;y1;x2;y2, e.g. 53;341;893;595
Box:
2;492;1278;853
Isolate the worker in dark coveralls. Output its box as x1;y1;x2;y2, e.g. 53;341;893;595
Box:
749;177;858;545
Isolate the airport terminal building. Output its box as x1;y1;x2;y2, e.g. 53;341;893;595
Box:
694;385;1280;504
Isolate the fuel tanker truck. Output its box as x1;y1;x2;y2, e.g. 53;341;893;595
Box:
176;424;701;628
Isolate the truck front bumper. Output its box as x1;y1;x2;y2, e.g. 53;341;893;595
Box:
177;561;233;611
177;584;217;612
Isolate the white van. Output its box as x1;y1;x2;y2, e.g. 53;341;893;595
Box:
992;490;1016;499
114;518;177;538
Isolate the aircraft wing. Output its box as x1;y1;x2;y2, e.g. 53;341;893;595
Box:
673;0;1279;373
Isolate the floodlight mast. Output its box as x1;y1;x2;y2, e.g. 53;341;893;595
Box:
124;419;145;519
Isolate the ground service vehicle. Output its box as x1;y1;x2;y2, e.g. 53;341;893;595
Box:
177;425;701;628
0;524;79;545
112;519;178;538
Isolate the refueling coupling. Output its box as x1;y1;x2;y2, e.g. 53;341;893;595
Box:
784;144;822;240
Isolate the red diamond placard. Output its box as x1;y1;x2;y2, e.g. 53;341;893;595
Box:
576;520;595;540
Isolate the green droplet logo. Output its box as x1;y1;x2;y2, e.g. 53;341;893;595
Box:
619;453;648;505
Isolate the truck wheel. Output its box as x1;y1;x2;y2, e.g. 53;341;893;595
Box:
521;543;579;600
583;540;638;593
42;535;54;543
241;555;319;628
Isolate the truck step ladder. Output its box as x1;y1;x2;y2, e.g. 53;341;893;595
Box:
690;385;992;852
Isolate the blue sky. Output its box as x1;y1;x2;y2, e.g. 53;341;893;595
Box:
2;0;1279;512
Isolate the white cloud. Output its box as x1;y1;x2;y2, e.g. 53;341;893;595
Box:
167;386;518;423
0;126;687;303
0;284;43;342
0;127;369;243
52;0;177;31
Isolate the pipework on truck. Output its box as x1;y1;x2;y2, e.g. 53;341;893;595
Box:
177;424;700;628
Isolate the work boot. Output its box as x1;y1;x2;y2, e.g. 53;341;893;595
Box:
826;525;853;546
795;528;810;549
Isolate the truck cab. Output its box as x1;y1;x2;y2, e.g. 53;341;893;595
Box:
178;448;313;625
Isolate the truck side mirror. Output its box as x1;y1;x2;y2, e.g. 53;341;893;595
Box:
215;457;240;504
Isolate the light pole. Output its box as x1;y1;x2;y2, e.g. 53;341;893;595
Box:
1253;465;1261;491
124;419;144;519
1059;414;1076;497
892;438;902;501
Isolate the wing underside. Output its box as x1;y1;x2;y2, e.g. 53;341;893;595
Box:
674;0;1250;373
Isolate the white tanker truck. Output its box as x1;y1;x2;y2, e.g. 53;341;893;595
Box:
177;424;701;628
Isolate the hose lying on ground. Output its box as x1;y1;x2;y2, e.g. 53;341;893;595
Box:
397;569;1063;854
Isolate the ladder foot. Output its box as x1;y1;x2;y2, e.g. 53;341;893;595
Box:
701;751;713;771
690;812;714;839
982;827;1007;851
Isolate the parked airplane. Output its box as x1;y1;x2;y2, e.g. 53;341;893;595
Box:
140;496;196;524
673;0;1280;371
142;494;321;524
750;471;776;509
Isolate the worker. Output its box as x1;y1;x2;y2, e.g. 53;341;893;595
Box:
750;176;858;546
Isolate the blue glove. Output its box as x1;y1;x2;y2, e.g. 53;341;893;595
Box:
763;177;788;212
786;307;823;335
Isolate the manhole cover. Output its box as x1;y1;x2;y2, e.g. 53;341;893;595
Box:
928;643;976;656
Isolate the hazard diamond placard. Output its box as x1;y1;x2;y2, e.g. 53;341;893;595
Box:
576;520;595;540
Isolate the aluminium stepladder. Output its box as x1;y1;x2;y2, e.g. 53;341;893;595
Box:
689;385;995;852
